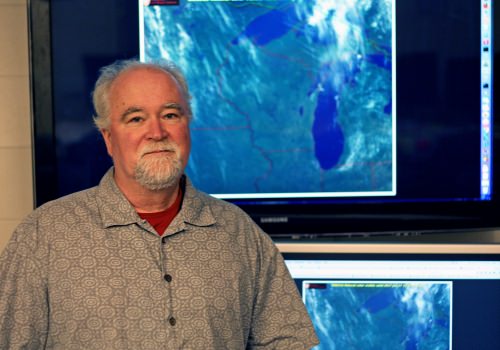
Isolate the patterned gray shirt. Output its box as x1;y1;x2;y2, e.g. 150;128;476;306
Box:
0;168;319;349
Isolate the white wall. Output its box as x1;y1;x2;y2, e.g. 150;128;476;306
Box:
0;0;33;252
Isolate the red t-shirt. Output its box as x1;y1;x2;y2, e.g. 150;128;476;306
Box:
138;188;183;236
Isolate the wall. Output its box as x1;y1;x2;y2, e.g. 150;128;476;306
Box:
0;0;33;252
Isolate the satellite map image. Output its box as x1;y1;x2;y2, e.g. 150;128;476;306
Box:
304;281;452;349
142;0;394;198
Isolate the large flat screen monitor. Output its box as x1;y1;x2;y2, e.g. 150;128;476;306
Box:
29;0;500;238
280;243;500;349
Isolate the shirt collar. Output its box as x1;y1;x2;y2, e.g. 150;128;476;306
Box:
174;176;217;228
96;167;216;230
96;168;139;228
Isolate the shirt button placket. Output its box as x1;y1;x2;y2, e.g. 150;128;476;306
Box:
160;236;175;328
161;238;172;283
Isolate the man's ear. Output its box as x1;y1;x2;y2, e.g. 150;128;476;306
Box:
100;129;113;157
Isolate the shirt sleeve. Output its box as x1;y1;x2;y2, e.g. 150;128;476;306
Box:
0;213;49;349
247;229;319;350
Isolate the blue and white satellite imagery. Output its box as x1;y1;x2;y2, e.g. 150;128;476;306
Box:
142;0;394;197
304;281;452;350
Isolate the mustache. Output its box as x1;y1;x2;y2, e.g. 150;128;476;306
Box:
139;141;179;157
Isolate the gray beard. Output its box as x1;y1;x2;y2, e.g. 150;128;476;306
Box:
134;151;183;191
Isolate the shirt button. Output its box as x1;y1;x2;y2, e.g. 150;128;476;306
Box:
161;236;168;244
169;317;176;326
164;274;172;282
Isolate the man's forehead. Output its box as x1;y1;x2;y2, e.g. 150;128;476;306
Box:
110;67;184;100
121;103;185;115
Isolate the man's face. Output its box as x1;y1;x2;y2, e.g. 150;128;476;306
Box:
101;66;191;191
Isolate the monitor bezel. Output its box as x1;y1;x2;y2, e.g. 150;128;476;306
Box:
27;0;500;240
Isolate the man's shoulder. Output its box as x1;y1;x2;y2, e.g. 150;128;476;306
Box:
6;186;101;250
32;185;100;219
184;184;271;244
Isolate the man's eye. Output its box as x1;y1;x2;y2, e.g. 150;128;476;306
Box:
128;116;143;123
163;113;180;120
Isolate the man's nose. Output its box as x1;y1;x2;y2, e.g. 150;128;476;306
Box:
147;117;168;140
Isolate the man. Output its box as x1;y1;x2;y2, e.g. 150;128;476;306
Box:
0;59;319;349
